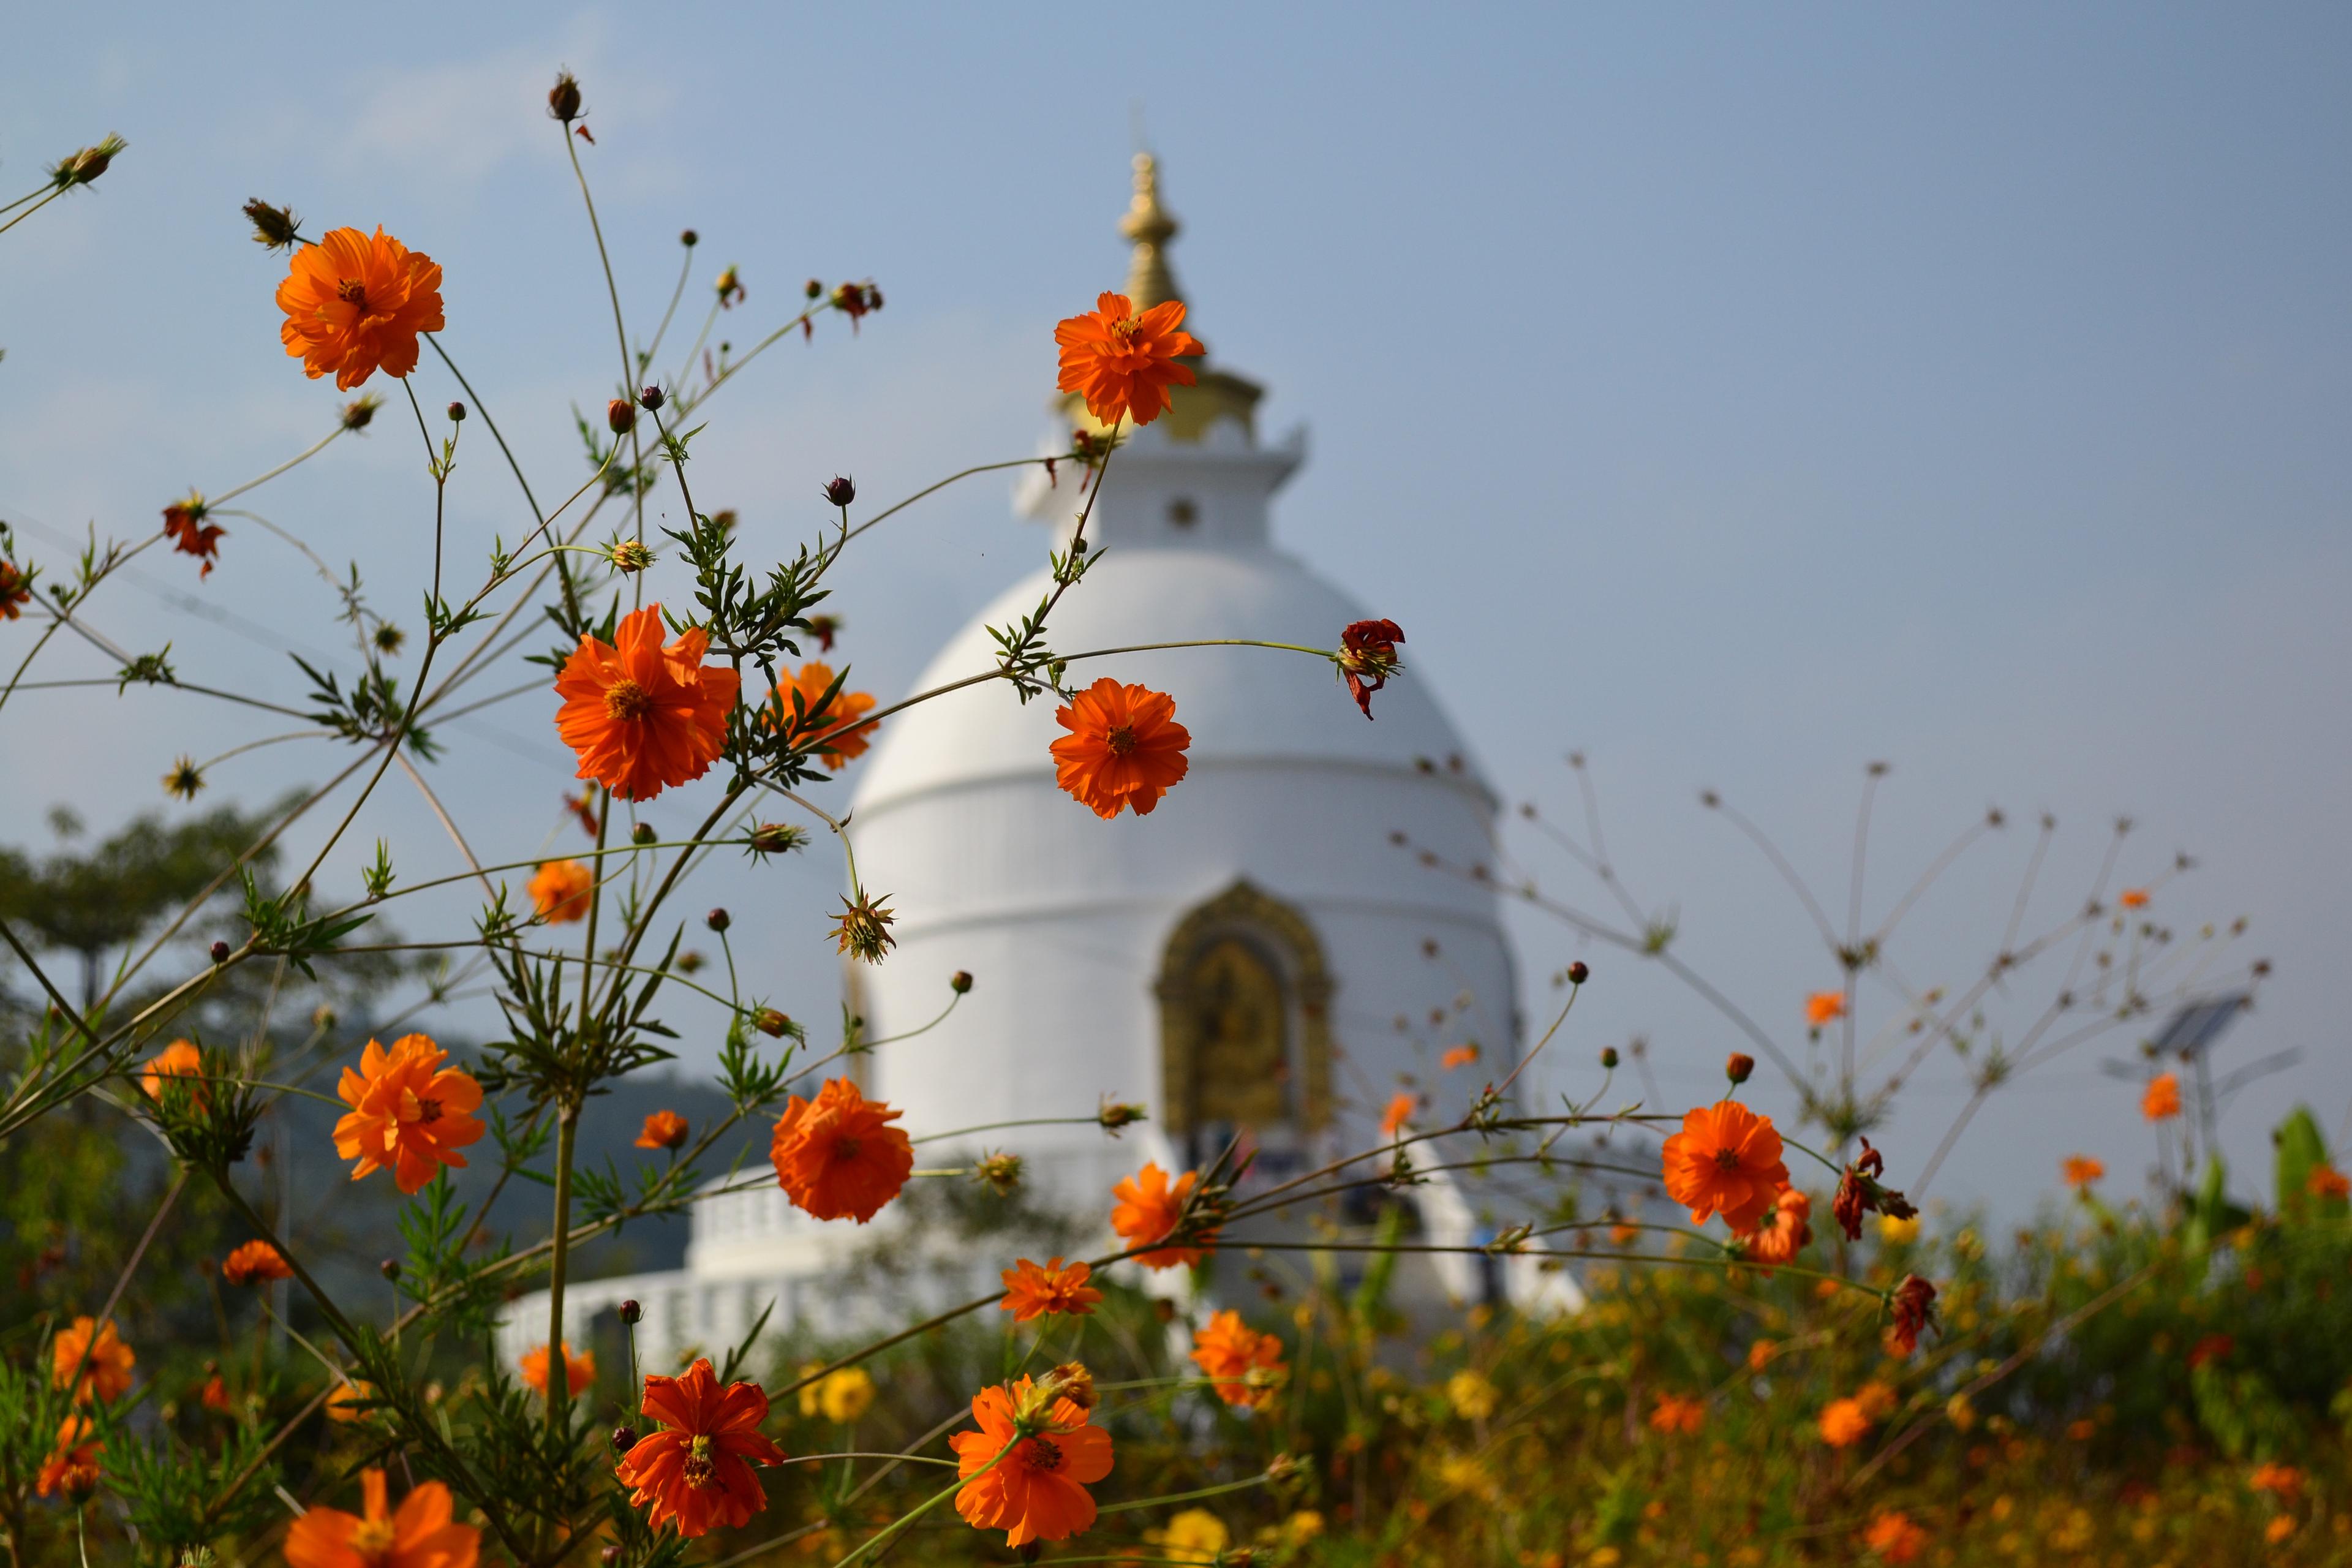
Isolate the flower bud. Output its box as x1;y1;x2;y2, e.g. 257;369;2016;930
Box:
1098;1100;1147;1133
1567;960;1590;985
609;540;654;574
210;941;230;964
823;475;856;508
340;394;380;431
447;401;466;422
631;821;657;845
747;823;805;856
313;1004;337;1030
242;197;301;251
1600;1046;1620;1069
706;908;731;932
805;278;823;300
548;72;584;123
680;229;698;247
1725;1052;1755;1085
973;1151;1022;1196
606;398;635;435
753;1008;789;1038
618;1298;642;1323
380;1259;401;1281
51;136;124;189
610;1425;636;1453
600;1548;621;1568
951;970;974;994
638;385;665;412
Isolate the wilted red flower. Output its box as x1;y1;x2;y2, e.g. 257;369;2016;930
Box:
276;227;445;391
2141;1072;2182;1121
1189;1310;1286;1409
1885;1273;1938;1357
1336;619;1404;719
1000;1258;1103;1322
563;785;600;837
553;605;741;803
769;1079;913;1223
1054;290;1200;428
1831;1136;1915;1242
636;1110;689;1151
1050;679;1190;820
1660;1101;1790;1231
2186;1333;2233;1371
162;495;225;579
220;1240;292;1287
614;1359;784;1537
1110;1162;1216;1269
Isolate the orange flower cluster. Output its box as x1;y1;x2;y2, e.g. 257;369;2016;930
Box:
2307;1164;2351;1202
636;1109;690;1150
1440;1043;1481;1072
527;859;595;924
2141;1071;2182;1121
1000;1258;1103;1322
1189;1311;1286;1409
35;1417;100;1500
1806;991;1847;1027
769;1079;912;1223
554;605;740;803
2248;1461;2304;1503
1379;1091;1416;1140
1732;1188;1812;1274
1819;1396;1874;1449
521;1343;595;1399
776;661;878;770
615;1359;784;1537
2062;1155;2105;1189
951;1375;1115;1547
284;1468;478;1568
220;1240;292;1287
1648;1393;1705;1435
1050;678;1191;819
1110;1162;1216;1269
276;227;445;391
333;1034;486;1195
1660;1101;1790;1231
51;1317;134;1404
1863;1509;1929;1563
1054;292;1202;428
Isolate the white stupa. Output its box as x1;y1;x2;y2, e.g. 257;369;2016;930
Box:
505;157;1569;1372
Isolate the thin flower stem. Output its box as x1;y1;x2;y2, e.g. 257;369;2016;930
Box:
0;186;64;236
643;240;696;371
423;335;579;625
909;1114;1102;1148
838;458;1063;546
208;423;347;509
56;1169;186;1401
1096;1473;1275;1513
829;1441;1003;1568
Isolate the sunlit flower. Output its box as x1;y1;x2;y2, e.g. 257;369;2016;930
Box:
2141;1071;2182;1121
1050;678;1191;819
1806;991;1847;1027
1660;1101;1790;1231
2118;888;2150;909
2062;1155;2105;1189
284;1468;480;1568
140;1039;206;1103
332;1034;486;1194
1379;1091;1415;1139
1336;618;1406;719
1446;1369;1498;1422
614;1358;785;1537
525;859;595;924
769;1079;913;1223
1054;291;1202;427
1819;1396;1874;1449
34;1417;101;1500
276;227;445;391
220;1240;292;1286
636;1110;690;1151
2307;1164;2351;1201
520;1343;595;1400
1733;1188;1813;1274
1440;1043;1480;1072
51;1317;134;1404
1863;1509;1929;1564
1648;1392;1705;1435
950;1374;1114;1547
797;1366;875;1425
1111;1161;1216;1269
1148;1507;1230;1565
1886;1273;1939;1357
554;605;741;804
2266;1516;2298;1544
1189;1310;1286;1409
1877;1212;1920;1245
1000;1257;1103;1322
162;494;225;579
775;662;878;769
0;560;32;620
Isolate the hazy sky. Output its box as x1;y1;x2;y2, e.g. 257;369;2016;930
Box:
3;4;2346;1219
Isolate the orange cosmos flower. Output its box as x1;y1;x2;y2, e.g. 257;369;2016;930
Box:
1189;1310;1286;1409
554;605;741;804
324;1380;375;1423
276;227;445;391
636;1110;690;1150
1000;1258;1103;1322
775;662;878;770
1050;677;1191;820
1660;1100;1790;1231
2141;1071;2182;1121
2307;1164;2351;1202
2119;888;2150;910
1379;1091;1415;1139
950;1375;1115;1547
526;859;595;924
1806;991;1847;1027
769;1079;913;1223
219;1240;292;1286
1054;291;1202;428
1440;1043;1480;1072
1111;1162;1216;1269
1819;1396;1873;1449
201;1374;234;1413
34;1417;101;1500
284;1468;479;1568
521;1342;595;1399
1648;1393;1705;1435
614;1358;785;1537
1609;1221;1640;1247
1746;1339;1777;1374
1733;1187;1812;1275
2062;1155;2105;1189
333;1034;486;1195
0;559;31;620
52;1317;134;1404
1863;1509;1929;1564
1856;1381;1899;1419
140;1039;207;1103
2249;1461;2304;1503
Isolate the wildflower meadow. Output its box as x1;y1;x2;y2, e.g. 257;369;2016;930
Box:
1;61;2345;1568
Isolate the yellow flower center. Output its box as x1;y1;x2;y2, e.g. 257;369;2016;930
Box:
1110;316;1142;344
1106;725;1137;756
1023;1435;1064;1473
337;279;370;313
349;1517;398;1559
605;678;654;722
683;1433;717;1488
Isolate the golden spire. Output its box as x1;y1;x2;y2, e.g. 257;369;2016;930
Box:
1119;153;1183;314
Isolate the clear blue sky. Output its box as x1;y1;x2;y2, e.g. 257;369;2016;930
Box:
3;3;2346;1218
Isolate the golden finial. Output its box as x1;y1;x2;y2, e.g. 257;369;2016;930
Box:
1120;152;1182;312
